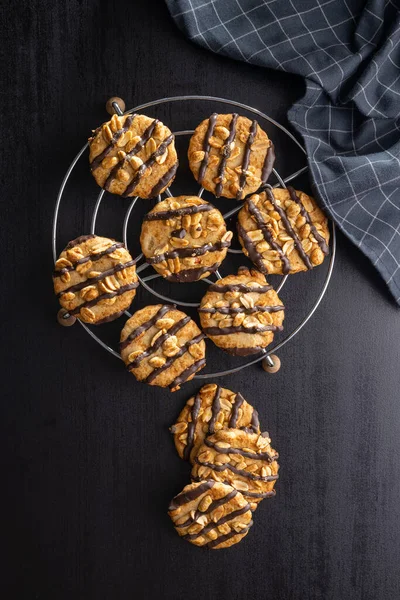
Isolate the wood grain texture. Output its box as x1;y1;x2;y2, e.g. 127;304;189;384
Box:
1;1;400;599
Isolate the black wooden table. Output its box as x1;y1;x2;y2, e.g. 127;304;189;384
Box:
3;2;400;599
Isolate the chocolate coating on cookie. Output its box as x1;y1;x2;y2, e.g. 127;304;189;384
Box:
188;113;275;200
53;235;138;324
88;113;178;199
237;186;330;275
191;429;279;509
198;267;284;356
168;480;253;549
140;196;232;282
170;383;260;463
120;304;206;390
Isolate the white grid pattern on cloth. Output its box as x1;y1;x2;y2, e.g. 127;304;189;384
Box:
166;0;400;304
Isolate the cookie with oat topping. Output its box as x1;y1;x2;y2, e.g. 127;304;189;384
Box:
237;186;330;275
188;113;275;200
191;428;279;510
88;113;178;199
170;383;260;463
53;234;138;325
120;304;206;391
198;266;284;356
168;480;253;549
140;196;232;283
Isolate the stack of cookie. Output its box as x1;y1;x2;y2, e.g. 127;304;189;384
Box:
168;384;279;549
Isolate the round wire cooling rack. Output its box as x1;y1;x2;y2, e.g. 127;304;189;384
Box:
52;94;336;378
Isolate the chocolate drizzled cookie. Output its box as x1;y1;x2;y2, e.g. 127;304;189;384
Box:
237;186;330;275
53;235;138;324
120;304;206;390
188;113;275;200
168;480;253;549
191;429;279;511
170;383;260;463
140;196;232;282
88;113;178;199
198;266;284;356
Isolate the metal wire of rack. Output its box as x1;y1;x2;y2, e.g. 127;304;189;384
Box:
52;95;336;377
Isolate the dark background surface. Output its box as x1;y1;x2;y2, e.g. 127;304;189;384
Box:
2;1;400;599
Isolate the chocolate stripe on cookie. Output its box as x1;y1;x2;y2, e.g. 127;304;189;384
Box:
145;333;205;384
58;260;136;296
65;235;96;249
203;324;283;336
207;282;273;294
149;161;179;197
104;118;159;191
183;391;202;461
261;142;275;182
207;520;253;549
148;240;231;265
265;187;313;270
69;282;139;316
168;358;206;390
237;223;269;274
198;305;285;315
245;489;276;499
205;438;277;463
198;113;218;184
215;113;239;197
228;393;245;428
90;114;136;171
196;459;279;482
168;480;215;511
182;503;251;541
126;316;191;370
287;186;329;255
168;263;221;283
250;410;260;432
246;198;291;274
54;242;125;277
122;134;175;197
175;490;238;529
119;304;173;350
208;385;222;434
237;119;258;200
143;204;213;221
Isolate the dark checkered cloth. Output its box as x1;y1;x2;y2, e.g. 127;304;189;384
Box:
166;0;400;305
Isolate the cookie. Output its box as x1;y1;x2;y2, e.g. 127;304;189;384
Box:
191;429;279;510
140;196;232;282
168;480;253;549
88;113;178;199
120;304;206;390
198;266;284;356
53;235;138;324
170;383;260;463
188;113;275;200
237;186;330;275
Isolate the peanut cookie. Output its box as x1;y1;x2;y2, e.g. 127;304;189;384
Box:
140;196;232;282
237;186;330;275
120;304;206;390
198;266;284;356
168;480;253;549
191;429;279;510
88;113;178;199
170;383;260;463
53;235;138;324
188;113;275;200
